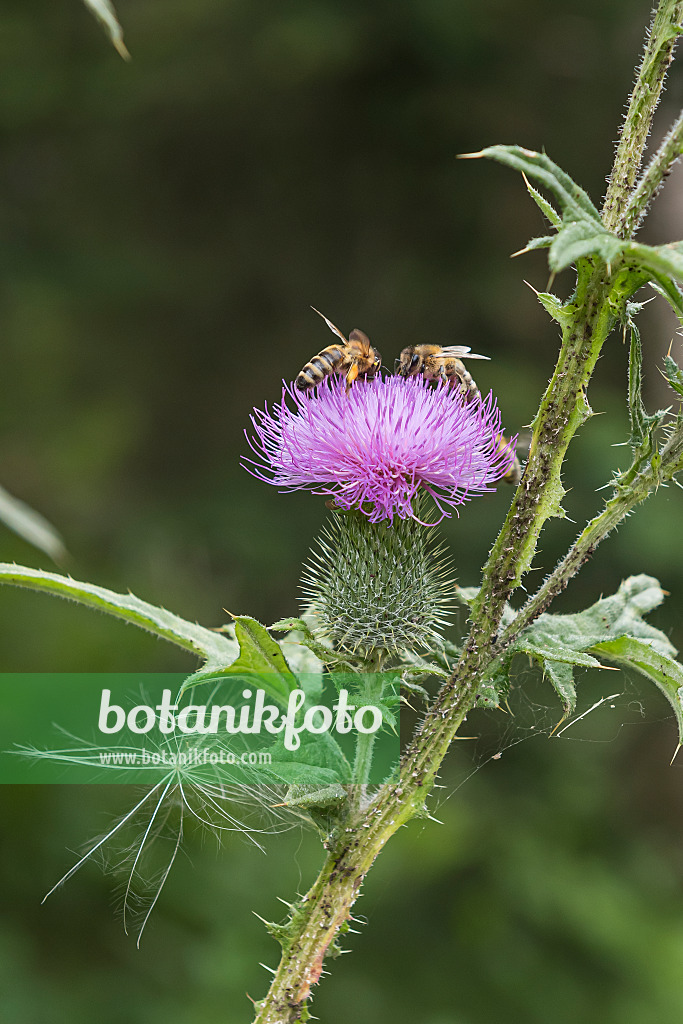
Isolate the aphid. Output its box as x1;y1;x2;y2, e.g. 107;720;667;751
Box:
296;309;382;394
396;343;522;485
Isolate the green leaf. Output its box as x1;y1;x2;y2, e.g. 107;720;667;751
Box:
541;659;577;712
266;730;351;785
518;638;602;669
569;575;676;656
269;618;325;700
396;649;450;681
467;146;602;223
498;575;679;713
270;616;364;671
648;277;683;324
514;235;554;256
274;782;347;810
534;290;572;326
82;0;130;60
522;172;562;228
549;221;624;273
0;563;238;669
664;353;683;399
456;586;516;628
0;485;67;563
475;654;513;708
590;636;683;748
264;762;343;787
625;316;667;451
628;240;683;285
187;615;299;705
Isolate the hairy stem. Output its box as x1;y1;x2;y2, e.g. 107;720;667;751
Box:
498;418;683;650
602;0;683;235
623;108;683;236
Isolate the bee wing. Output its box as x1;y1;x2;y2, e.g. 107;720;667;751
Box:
311;307;348;345
439;346;490;361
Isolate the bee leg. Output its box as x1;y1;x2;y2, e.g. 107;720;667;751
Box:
345;363;360;393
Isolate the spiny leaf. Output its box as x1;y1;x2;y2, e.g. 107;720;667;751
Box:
184;615;298;704
463;146;602;223
532;575;676;657
0;563;238;668
489;575;678;714
540;659;577;712
266;730;351;785
628;240;683;285
549;221;624;273
532;289;572;326
627;316;663;447
522;172;562;228
274;783;347;810
513;235;554;256
270;616;363;672
664;353;683;399
649;277;683;324
590;636;683;749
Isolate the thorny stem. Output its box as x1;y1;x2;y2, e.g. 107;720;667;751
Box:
602;0;683;235
497;418;683;652
251;4;683;1020
622;108;683;236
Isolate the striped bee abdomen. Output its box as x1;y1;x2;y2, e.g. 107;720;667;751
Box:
296;345;345;390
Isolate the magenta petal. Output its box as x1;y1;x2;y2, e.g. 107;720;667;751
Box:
243;375;517;524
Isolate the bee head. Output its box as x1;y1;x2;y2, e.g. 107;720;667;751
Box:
396;347;419;377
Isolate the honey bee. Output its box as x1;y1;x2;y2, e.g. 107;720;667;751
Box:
296;309;382;394
395;344;490;399
396;343;522;485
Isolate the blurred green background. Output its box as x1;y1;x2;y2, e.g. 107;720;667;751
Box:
3;1;683;1021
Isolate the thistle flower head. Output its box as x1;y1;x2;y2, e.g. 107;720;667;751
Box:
244;375;516;524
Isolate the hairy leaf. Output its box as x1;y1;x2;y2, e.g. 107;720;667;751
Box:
466;146;601;223
266;730;351;785
487;575;678;713
664;352;683;399
0;563;238;669
522;172;562;228
549;221;624;273
185;615;299;705
533;290;572;325
628;240;683;285
590;636;683;747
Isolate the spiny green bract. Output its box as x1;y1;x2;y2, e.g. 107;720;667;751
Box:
301;504;454;657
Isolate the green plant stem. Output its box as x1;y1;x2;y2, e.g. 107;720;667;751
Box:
350;677;382;787
602;0;683;235
623;108;683;236
252;700;471;1024
497;418;683;651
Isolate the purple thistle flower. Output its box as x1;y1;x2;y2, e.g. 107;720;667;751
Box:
243;375;517;525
